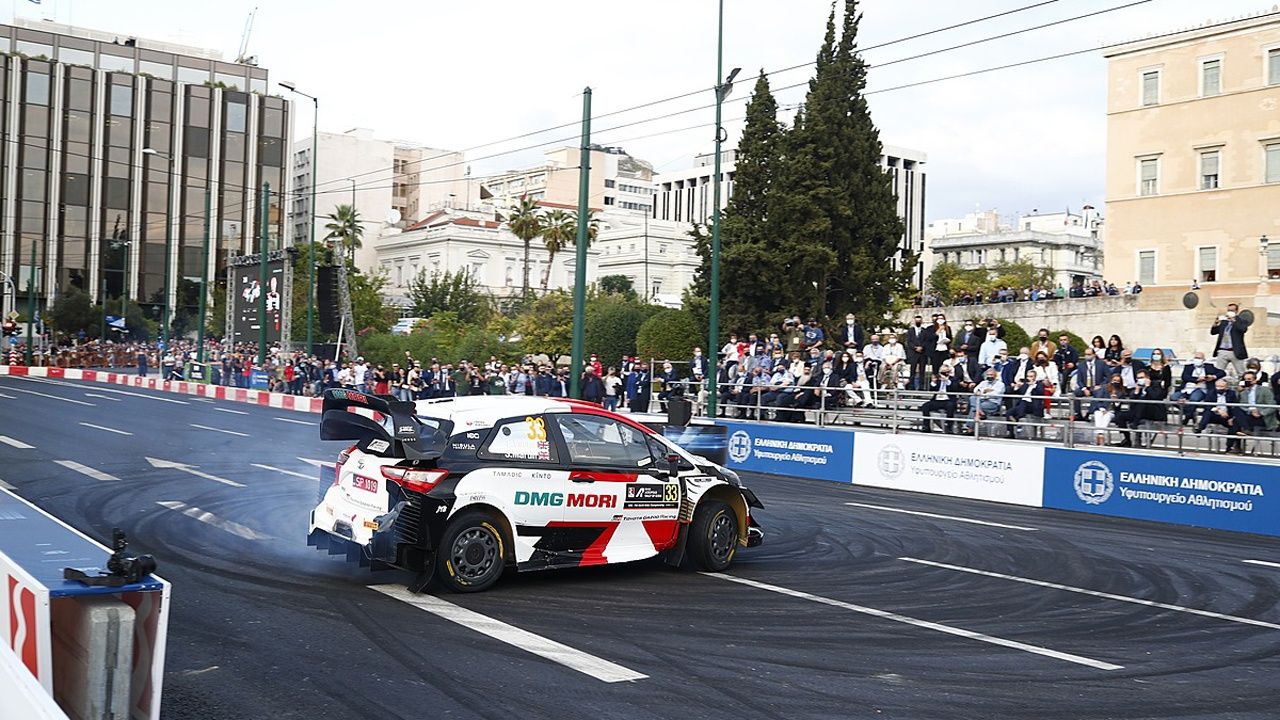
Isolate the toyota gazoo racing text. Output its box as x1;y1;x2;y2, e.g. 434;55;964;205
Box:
307;389;764;592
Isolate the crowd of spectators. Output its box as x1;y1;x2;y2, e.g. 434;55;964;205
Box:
918;279;1140;308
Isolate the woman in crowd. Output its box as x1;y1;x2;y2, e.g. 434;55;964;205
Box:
1146;349;1172;393
1104;335;1125;367
1090;335;1107;356
1033;350;1060;393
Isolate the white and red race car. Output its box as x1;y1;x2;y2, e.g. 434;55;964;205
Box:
307;389;763;592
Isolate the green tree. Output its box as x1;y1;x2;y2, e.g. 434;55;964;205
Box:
598;274;637;299
570;208;600;247
289;241;330;344
208;279;227;338
636;308;700;365
407;269;493;325
323;204;363;263
506;195;543;297
47;287;100;339
989;260;1055;292
585;294;659;367
927;262;988;304
538;209;575;290
515;291;574;358
348;267;394;336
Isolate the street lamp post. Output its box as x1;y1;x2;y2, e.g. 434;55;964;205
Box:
278;82;319;353
24;236;37;366
142;148;174;349
706;0;740;418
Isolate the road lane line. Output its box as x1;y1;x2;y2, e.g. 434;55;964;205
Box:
215;407;249;415
2;385;96;406
250;463;314;480
0;392;16;399
0;435;35;449
0;478;14;490
900;557;1280;631
1243;559;1280;570
296;457;328;467
54;460;121;483
78;422;133;436
275;417;312;426
84;393;122;402
15;376;187;404
190;423;249;437
155;501;271;540
844;502;1037;531
370;585;648;682
145;457;244;488
705;573;1122;671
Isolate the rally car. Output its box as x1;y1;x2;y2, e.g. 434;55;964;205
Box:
307;389;763;592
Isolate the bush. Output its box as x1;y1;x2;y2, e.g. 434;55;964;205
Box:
1050;329;1087;353
998;320;1031;354
585;295;659;367
636;309;700;369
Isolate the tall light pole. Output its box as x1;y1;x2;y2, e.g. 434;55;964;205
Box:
142;148;174;349
24;235;37;366
706;0;740;418
569;88;592;399
279;82;318;353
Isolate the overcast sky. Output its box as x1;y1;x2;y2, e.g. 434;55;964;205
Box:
11;0;1275;220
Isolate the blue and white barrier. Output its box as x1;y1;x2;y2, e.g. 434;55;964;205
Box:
715;420;1280;538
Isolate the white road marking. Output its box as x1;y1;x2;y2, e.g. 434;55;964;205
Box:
0;478;14;490
275;417;312;426
78;422;133;436
250;463;314;480
215;407;248;415
705;573;1123;671
145;457;245;488
0;435;35;449
844;502;1037;531
85;393;122;401
2;385;96;406
189;423;249;437
371;585;649;682
296;457;329;468
901;557;1280;631
0;392;16;399
17;376;188;404
1243;559;1280;570
54;460;121;483
155;501;270;540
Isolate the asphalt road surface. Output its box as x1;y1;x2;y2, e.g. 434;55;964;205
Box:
2;374;1279;720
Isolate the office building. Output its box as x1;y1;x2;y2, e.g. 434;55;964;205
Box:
482;146;656;216
929;207;1105;291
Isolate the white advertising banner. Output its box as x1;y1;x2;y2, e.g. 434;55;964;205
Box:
852;433;1045;507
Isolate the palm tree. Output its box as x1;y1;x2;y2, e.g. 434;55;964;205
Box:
323;204;363;264
570;208;600;248
538;209;575;290
506;195;543;296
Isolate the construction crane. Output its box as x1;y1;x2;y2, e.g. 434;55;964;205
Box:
235;6;258;65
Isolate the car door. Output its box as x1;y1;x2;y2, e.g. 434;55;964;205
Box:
548;413;680;565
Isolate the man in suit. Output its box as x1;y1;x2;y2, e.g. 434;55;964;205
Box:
580;365;605;404
963;368;1005;435
1006;369;1047;438
1071;348;1113;420
631;362;652;413
1232;371;1278;435
956;320;983;379
1054;333;1079;390
1195;378;1240;452
838;313;865;352
918;365;959;433
689;347;709;378
1115;369;1167;447
1210;302;1249;377
797;360;843;412
905;315;927;391
1172;351;1224;425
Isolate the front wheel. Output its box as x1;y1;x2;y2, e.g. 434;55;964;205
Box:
687;500;739;572
436;512;507;593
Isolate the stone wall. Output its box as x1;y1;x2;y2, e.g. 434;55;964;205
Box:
897;283;1279;359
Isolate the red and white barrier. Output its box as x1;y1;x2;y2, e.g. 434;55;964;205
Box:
0;366;322;414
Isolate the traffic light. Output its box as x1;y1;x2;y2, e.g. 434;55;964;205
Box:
1;320;17;337
316;265;338;334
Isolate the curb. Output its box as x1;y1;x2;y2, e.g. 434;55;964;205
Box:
0;365;322;414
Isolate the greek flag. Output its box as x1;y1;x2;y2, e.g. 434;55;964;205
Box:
106;315;126;330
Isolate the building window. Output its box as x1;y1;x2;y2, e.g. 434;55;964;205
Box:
24;71;50;105
109;83;133;117
604;196;615;206
1269;244;1280;279
604;179;616;189
1141;70;1160;106
1269;48;1280;86
1138;250;1156;285
1199;150;1220;190
226;100;247;133
1199;58;1221;97
1266;143;1280;184
1197;247;1217;283
1138;157;1159;196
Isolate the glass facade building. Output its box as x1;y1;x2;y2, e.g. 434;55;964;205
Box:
0;21;289;324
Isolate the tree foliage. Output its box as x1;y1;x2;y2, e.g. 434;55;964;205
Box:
636;309;700;364
597;274;637;299
539;209;574;290
515;291;574;359
47;287;100;339
348;267;394;336
927;260;1056;304
506;195;543;297
585;294;659;367
323;204;363;262
407;269;493;325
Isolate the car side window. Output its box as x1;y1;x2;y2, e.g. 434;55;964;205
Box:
554;414;653;468
478;416;558;463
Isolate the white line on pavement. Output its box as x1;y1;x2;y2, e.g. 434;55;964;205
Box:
84;393;122;402
250;463;314;480
0;392;16;399
0;478;14;490
2;385;96;406
155;501;271;540
900;558;1280;631
215;407;249;415
78;422;133;436
1242;560;1280;570
370;585;648;682
705;573;1123;671
274;417;312;426
190;423;249;437
54;460;121;483
0;435;35;449
145;457;244;488
16;376;188;404
296;457;328;467
844;502;1037;531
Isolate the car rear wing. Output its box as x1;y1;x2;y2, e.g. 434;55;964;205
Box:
319;389;452;460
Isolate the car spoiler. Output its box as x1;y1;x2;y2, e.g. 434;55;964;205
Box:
319;389;451;460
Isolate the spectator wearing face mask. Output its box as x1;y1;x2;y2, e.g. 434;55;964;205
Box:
955;320;983;379
803;319;826;351
1001;347;1034;390
1054;333;1079;389
1172;352;1224;426
1114;350;1147;390
1103;335;1125;368
918;363;959;433
798;359;842;412
1194;378;1239;449
923;315;953;379
1232;371;1277;437
977;328;1007;372
881;334;905;388
1031;328;1057;362
1210;303;1248;377
1145;349;1172;393
963;368;1005;435
1033;350;1060;394
905;315;928;390
842;352;875;407
1071;347;1113;420
1114;369;1166;447
838;313;864;351
1006;369;1048;437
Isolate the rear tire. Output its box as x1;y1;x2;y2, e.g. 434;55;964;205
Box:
436;511;508;593
687;500;739;572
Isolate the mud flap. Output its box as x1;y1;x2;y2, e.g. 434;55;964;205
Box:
664;524;690;567
408;554;436;594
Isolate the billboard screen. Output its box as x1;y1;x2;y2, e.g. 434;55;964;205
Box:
227;250;290;346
